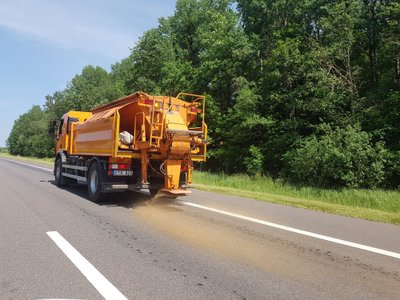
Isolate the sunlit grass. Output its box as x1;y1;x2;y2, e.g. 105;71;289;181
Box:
0;152;54;165
193;172;400;224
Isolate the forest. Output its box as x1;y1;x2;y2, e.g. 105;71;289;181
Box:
7;0;400;189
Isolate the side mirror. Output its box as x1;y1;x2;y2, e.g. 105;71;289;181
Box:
48;120;57;138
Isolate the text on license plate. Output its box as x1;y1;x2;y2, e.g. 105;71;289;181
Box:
112;170;133;176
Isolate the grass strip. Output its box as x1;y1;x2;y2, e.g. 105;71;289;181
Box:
0;153;54;165
193;172;400;225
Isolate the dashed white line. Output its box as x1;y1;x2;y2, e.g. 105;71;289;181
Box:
181;201;400;260
47;231;127;300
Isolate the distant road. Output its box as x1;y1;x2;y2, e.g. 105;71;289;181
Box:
0;158;399;299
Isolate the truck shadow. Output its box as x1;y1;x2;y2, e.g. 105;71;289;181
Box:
49;180;180;209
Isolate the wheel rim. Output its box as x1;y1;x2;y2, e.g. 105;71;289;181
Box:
90;169;98;194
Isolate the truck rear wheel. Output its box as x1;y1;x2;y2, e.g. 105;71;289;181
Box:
88;162;107;202
149;187;160;196
149;176;163;196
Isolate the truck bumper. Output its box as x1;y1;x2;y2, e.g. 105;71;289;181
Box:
101;182;191;194
101;183;145;193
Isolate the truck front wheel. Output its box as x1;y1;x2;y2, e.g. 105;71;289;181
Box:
88;162;107;202
54;158;64;186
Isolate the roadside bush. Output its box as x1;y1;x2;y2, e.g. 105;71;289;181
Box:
244;145;264;176
283;126;386;188
384;151;400;189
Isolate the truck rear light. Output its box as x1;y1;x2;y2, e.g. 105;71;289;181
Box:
110;163;130;170
118;163;130;170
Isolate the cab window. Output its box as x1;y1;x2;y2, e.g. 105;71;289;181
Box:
67;117;78;134
58;118;64;137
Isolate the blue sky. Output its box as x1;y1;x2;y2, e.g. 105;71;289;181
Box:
0;0;176;147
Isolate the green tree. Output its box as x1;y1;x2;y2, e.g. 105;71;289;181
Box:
130;20;176;94
196;0;253;111
7;106;53;157
45;65;122;120
66;65;121;111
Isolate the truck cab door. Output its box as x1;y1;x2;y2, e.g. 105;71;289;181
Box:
56;117;66;151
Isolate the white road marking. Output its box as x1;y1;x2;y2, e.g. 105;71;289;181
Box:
3;158;53;172
47;231;127;300
181;201;400;260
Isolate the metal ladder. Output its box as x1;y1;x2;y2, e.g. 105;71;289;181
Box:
149;97;165;148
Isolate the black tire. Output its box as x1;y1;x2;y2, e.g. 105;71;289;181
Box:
149;176;163;196
149;187;160;196
88;162;107;202
54;158;64;186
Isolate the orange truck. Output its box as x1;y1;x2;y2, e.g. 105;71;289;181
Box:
49;92;207;202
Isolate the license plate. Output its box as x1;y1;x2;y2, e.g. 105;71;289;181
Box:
112;170;133;176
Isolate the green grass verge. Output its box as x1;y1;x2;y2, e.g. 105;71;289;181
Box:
0;153;54;165
193;172;400;225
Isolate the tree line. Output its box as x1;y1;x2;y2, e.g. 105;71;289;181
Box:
7;0;400;189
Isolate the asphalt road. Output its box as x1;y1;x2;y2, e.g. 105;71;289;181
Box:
0;157;399;300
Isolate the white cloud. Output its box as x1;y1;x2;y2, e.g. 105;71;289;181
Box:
0;0;158;59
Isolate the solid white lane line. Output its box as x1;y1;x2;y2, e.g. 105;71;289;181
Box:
3;158;52;172
181;201;400;260
47;231;127;300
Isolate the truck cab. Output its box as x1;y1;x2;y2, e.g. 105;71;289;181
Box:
54;111;92;154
